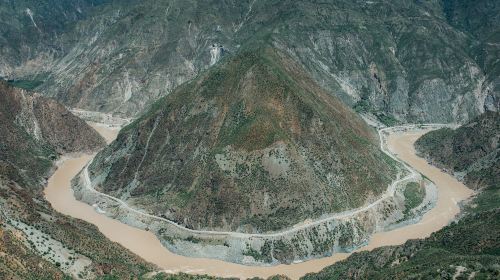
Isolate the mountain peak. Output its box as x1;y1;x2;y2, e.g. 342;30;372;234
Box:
89;47;398;232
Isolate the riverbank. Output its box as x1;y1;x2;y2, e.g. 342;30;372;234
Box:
73;123;438;265
44;124;472;279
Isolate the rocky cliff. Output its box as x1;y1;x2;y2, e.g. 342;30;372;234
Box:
1;0;498;123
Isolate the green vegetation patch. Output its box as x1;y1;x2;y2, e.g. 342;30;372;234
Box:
466;187;500;214
242;242;273;263
403;181;426;213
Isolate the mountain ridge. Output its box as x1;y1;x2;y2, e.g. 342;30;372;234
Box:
0;81;105;188
1;0;497;123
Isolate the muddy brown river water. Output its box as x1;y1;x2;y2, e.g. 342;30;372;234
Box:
44;126;473;279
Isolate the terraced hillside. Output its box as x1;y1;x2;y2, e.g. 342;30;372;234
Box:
87;48;399;233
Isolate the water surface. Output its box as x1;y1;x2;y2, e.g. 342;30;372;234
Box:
44;127;472;279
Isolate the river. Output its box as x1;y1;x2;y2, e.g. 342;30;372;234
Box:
44;126;473;279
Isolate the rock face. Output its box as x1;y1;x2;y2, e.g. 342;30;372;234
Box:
0;81;105;188
415;111;499;191
442;0;500;112
0;0;109;78
88;48;398;233
1;0;498;123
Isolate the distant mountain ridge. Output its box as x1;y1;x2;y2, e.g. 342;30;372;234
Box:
0;0;110;78
0;0;498;123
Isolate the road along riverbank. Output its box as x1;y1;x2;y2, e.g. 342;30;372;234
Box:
44;124;472;279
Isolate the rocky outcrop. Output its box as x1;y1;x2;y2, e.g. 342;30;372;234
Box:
2;0;498;123
0;81;105;188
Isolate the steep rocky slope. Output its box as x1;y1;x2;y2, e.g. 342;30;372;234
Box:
0;0;110;80
0;81;105;187
87;47;398;233
0;82;157;279
2;0;498;123
442;0;500;111
301;114;500;280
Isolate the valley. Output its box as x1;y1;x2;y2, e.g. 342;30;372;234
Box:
0;1;497;278
44;121;472;279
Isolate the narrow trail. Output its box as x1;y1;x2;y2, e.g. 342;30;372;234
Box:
44;121;473;279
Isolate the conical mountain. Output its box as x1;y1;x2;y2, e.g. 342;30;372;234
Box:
89;48;398;232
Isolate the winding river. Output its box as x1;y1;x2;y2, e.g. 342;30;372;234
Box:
44;125;473;279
